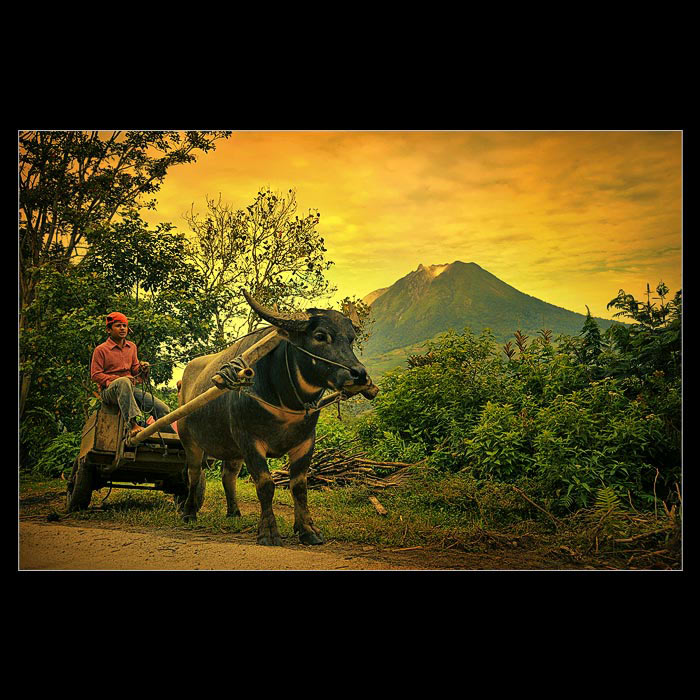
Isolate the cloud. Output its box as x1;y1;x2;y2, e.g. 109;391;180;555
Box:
142;130;682;319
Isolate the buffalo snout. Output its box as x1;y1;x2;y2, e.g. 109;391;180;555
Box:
348;365;368;386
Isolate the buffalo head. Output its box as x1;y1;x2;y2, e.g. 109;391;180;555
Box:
243;290;369;393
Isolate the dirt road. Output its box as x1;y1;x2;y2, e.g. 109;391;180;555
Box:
17;484;605;571
19;516;592;570
20;519;429;570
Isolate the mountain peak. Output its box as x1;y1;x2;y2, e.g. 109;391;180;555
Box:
362;260;619;364
365;261;481;305
417;262;453;278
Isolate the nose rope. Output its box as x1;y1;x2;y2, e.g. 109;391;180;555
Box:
285;343;322;415
220;334;366;418
286;341;358;372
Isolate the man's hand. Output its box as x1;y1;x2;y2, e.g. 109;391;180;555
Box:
138;362;151;376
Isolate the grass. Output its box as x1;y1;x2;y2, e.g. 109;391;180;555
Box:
19;467;681;568
20;469;493;547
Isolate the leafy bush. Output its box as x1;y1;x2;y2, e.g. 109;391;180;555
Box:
373;328;511;452
21;407;68;473
33;431;81;478
526;380;669;510
373;430;427;463
353;410;385;447
362;284;681;516
316;412;362;449
463;401;533;480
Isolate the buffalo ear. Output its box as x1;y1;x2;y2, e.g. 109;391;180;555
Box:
242;289;311;332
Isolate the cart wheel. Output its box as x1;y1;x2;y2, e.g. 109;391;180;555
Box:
66;457;94;512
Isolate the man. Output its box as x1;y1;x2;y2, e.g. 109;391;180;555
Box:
90;312;174;438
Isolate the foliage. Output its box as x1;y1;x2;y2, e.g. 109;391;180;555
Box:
19;130;230;418
183;188;336;342
19;130;230;324
604;282;681;381
338;295;374;353
20;263;113;452
33;431;81;478
83;212;200;299
373;431;427;463
375;328;510;453
19;130;230;271
577;306;603;369
361;283;681;516
316;412;363;449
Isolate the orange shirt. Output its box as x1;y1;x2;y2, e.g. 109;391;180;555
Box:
90;338;144;389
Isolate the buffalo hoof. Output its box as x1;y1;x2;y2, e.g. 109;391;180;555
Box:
226;509;242;518
182;513;197;523
257;534;283;546
299;530;325;546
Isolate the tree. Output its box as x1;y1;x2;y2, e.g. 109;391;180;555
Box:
183;188;336;343
80;213;216;379
83;212;196;297
605;282;682;379
18;129;231;414
578;305;603;373
338;295;373;354
19;217;215;472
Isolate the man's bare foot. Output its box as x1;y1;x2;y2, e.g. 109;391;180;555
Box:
129;424;145;437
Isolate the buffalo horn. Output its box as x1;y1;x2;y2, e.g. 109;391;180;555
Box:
242;289;311;332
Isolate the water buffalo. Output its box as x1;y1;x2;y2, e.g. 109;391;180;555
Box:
177;291;374;546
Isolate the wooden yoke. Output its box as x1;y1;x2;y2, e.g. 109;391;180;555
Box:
127;329;287;447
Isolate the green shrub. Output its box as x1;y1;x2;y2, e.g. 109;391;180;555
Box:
373;430;427;463
373;328;510;455
316;412;362;449
21;407;64;472
359;297;681;516
33;430;81;478
463;401;533;479
353;410;384;448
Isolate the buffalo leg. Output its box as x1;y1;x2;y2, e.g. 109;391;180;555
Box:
181;441;205;523
221;459;244;517
288;437;324;545
245;446;282;546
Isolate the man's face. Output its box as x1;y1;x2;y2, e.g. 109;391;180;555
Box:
108;321;128;342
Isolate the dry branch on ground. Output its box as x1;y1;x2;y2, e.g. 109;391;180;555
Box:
271;443;418;491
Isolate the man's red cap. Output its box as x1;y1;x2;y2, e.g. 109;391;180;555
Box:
106;312;128;328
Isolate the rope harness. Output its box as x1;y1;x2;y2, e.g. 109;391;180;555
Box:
213;336;357;418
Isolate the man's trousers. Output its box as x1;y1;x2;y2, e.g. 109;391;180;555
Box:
101;377;175;433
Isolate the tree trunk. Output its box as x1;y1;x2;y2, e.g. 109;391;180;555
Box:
19;373;32;419
18;271;37;419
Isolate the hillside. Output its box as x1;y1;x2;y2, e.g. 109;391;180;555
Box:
359;261;621;377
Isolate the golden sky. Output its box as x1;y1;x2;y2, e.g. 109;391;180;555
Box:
141;130;683;320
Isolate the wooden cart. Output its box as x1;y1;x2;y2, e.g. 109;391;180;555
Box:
65;404;203;512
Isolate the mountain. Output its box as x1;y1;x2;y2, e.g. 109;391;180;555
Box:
360;261;620;375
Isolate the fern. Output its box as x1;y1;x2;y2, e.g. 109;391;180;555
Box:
34;431;81;478
557;493;574;510
594;485;621;514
